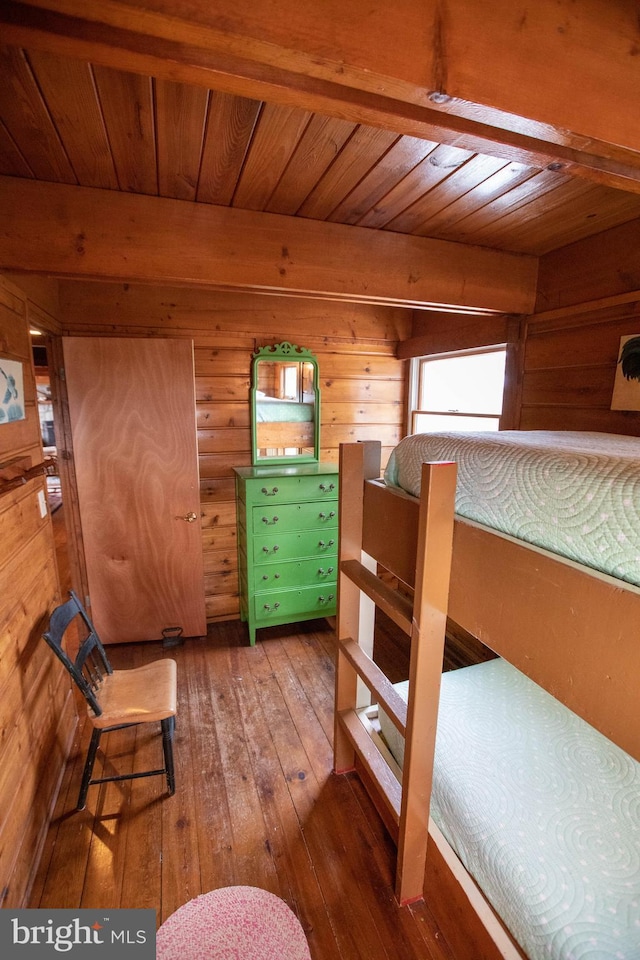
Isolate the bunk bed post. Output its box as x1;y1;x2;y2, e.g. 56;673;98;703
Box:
334;441;382;774
396;460;457;906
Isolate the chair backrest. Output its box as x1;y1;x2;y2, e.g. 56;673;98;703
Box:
43;590;112;717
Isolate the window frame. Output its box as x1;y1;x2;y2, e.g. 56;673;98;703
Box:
408;344;507;436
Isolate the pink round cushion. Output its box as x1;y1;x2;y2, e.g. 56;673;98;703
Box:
157;886;311;960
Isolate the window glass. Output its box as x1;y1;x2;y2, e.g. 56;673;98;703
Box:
410;347;506;434
419;350;506;414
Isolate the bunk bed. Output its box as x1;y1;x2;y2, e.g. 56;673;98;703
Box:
255;392;315;450
333;433;640;960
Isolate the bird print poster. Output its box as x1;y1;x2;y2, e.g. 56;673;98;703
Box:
0;358;25;424
611;334;640;410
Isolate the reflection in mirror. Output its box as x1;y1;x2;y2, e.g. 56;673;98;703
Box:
251;342;320;464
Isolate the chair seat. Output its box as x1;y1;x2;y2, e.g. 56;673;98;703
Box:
90;658;177;728
43;591;178;808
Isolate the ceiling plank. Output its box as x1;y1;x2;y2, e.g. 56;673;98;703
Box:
155;79;208;201
26;48;119;188
232;102;311;210
92;64;157;194
0;118;34;178
0;175;538;313
266;114;356;216
0;44;76;182
388;155;512;236
357;143;474;230
1;1;640;193
410;161;537;240
298;127;399;220
196;92;261;206
437;170;575;248
328;136;439;226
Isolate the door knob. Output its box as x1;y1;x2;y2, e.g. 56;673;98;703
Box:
176;511;198;523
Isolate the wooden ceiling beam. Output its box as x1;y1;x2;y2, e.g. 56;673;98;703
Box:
0;176;538;314
1;1;640;194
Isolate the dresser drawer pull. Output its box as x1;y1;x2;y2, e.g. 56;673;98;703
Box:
318;539;335;548
263;602;281;611
319;482;335;492
318;566;335;576
261;486;279;496
318;594;335;604
262;544;280;553
262;573;280;580
318;511;336;520
261;515;279;524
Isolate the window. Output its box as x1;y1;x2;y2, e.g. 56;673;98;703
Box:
409;346;506;435
281;364;299;400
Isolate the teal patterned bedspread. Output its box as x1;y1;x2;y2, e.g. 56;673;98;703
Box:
384;430;640;586
380;659;640;960
256;397;314;422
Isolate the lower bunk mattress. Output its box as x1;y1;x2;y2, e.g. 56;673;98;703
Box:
383;430;640;586
379;659;640;960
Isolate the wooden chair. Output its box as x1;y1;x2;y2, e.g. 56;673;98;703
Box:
43;590;177;810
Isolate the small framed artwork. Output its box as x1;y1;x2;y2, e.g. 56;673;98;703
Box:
611;334;640;411
0;358;26;424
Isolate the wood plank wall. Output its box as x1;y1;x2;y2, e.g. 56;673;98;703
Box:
58;282;411;623
405;302;640;436
518;301;640;435
522;223;640;435
0;275;76;908
402;220;640;438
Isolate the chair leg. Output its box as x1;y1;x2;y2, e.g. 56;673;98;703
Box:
162;716;176;796
78;727;102;810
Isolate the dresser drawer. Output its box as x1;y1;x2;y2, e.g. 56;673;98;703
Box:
253;530;337;564
254;557;337;591
234;462;339;644
251;500;337;534
252;584;337;623
243;474;338;506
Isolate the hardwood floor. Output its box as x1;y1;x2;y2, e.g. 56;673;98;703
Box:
29;614;456;960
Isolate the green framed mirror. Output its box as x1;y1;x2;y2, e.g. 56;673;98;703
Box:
251;342;320;465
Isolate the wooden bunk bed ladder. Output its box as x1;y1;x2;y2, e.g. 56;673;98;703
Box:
333;440;457;906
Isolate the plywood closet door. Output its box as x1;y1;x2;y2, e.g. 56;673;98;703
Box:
63;337;206;643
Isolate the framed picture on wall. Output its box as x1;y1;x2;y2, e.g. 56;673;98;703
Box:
0;358;25;424
611;335;640;411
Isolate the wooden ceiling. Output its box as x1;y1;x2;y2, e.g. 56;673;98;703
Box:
2;42;640;261
2;0;640;320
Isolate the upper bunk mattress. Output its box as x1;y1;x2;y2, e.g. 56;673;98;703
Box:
380;659;640;960
383;430;640;586
256;396;314;422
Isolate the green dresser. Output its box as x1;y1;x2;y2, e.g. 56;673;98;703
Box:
233;463;339;644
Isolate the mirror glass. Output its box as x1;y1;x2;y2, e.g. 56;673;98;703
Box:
251;342;320;464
